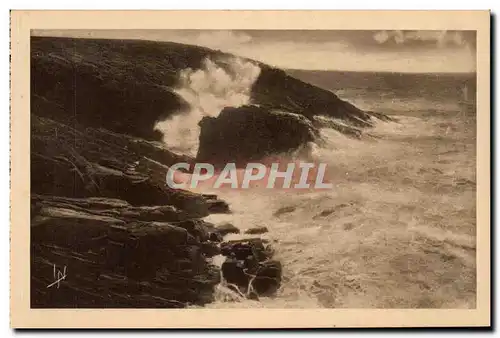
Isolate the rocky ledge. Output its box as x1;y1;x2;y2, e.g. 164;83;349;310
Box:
32;193;280;307
197;105;319;166
30;106;279;307
30;108;228;307
31;194;220;308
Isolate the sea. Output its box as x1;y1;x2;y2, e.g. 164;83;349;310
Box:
162;67;477;309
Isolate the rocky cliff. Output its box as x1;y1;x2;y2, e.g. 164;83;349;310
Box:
30;36;387;307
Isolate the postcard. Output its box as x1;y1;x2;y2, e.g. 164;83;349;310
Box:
10;10;490;328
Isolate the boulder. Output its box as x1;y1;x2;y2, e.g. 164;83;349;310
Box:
244;226;269;235
205;199;231;214
215;223;240;237
252;260;283;295
208;231;224;243
31;115;229;217
220;238;271;262
219;238;281;297
221;257;250;288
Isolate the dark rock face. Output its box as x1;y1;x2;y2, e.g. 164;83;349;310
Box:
253;66;385;127
252;260;283;295
31;195;220;308
31;114;228;215
219;238;281;297
221;258;250;288
201;242;222;258
196;105;319;166
208;232;224;243
220;238;272;261
31;37;220;141
30;109;229;308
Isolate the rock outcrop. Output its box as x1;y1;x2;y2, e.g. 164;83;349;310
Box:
31;112;227;215
253;66;380;127
30;102;229;308
31;194;221;308
244;226;269;235
220;238;282;297
214;223;241;237
196;105;319;166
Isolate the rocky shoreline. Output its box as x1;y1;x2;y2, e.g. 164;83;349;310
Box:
31;194;279;307
30;36;386;308
31;111;280;307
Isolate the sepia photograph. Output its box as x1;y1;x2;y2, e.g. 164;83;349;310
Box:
10;10;490;328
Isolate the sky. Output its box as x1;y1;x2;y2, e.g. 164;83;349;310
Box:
32;29;476;73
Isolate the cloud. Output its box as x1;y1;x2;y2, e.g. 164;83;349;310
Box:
372;30;474;50
236;42;475;73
